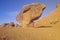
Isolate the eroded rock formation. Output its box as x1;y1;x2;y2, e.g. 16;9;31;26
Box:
34;1;60;28
8;22;15;27
0;1;60;40
0;22;20;27
16;3;46;28
0;23;9;27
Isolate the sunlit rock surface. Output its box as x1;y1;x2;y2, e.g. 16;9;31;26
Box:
0;2;60;40
34;2;60;28
16;3;45;28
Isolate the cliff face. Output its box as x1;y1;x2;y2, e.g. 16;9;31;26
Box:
0;2;60;40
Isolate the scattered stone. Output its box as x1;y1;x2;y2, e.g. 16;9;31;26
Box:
0;23;9;27
8;22;15;27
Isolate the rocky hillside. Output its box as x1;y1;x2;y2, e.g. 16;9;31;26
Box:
34;2;60;28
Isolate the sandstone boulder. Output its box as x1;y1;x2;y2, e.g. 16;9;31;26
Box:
0;2;60;40
16;3;46;28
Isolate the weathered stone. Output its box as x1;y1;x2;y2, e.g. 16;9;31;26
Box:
8;22;15;27
34;2;60;28
16;3;46;28
56;1;60;8
0;2;60;40
0;22;21;28
0;23;9;27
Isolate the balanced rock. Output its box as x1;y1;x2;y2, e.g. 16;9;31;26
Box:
16;3;46;28
0;2;60;40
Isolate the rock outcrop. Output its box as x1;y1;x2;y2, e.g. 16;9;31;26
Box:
0;22;20;27
0;1;60;40
34;2;60;28
0;23;9;27
16;3;46;28
56;1;60;8
8;22;15;27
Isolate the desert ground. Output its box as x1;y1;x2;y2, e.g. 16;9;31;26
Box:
0;1;60;40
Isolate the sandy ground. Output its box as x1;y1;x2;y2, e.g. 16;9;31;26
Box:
0;25;60;40
0;2;60;40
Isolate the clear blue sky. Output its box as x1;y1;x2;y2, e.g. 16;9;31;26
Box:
0;0;58;24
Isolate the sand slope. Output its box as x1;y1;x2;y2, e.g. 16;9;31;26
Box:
0;27;60;40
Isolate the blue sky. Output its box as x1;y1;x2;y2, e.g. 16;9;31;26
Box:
0;0;58;24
